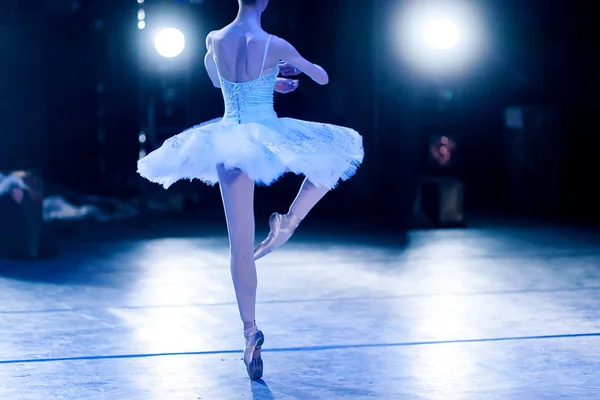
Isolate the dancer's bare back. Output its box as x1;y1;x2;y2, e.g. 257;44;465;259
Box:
204;25;328;87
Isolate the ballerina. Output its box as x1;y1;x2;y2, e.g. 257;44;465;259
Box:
137;0;364;380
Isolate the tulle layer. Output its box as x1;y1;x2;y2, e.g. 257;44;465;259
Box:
137;117;364;189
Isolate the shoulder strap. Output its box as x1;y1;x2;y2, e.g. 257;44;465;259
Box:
259;35;272;78
211;35;220;75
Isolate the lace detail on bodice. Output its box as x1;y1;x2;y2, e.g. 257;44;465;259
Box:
219;66;279;124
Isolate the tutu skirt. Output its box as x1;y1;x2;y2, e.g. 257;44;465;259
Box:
137;116;364;189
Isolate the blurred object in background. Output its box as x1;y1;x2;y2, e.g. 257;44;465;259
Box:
428;133;459;169
0;170;58;260
42;195;138;222
416;175;465;228
417;130;465;227
414;88;466;228
414;131;466;228
503;105;562;216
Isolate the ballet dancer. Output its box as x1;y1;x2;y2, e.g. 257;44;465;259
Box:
138;0;364;380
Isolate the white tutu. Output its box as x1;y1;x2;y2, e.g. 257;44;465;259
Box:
138;40;364;190
137;116;364;189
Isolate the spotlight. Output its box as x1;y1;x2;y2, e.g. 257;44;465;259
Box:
154;28;185;58
422;18;459;50
393;0;482;75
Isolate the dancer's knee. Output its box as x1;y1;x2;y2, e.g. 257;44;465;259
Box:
230;248;254;266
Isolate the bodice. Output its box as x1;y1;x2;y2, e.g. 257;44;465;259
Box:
219;66;279;124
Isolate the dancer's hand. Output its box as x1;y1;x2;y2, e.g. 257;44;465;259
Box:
278;61;301;77
275;78;299;94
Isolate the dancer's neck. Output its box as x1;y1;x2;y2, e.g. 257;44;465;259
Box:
234;6;262;29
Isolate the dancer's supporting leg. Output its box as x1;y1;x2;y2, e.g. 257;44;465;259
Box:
217;164;264;379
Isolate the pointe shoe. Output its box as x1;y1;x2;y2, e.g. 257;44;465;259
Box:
254;212;302;261
244;329;265;380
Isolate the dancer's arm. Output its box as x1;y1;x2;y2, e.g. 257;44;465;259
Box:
271;36;329;85
204;31;221;88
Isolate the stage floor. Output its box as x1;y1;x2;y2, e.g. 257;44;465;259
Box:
1;222;600;399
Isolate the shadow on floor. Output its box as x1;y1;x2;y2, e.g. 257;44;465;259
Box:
250;379;275;400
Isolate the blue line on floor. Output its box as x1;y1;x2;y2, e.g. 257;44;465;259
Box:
1;286;599;315
1;332;599;365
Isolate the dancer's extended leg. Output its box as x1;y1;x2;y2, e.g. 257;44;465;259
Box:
288;178;329;220
254;178;329;260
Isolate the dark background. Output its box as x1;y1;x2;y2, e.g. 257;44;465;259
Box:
1;0;597;228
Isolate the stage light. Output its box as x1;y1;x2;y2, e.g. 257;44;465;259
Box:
393;1;482;75
154;28;185;58
422;18;459;50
